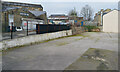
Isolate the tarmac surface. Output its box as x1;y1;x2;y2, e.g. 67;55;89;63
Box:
2;32;118;70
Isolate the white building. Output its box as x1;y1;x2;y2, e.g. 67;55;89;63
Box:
103;10;119;33
22;18;44;30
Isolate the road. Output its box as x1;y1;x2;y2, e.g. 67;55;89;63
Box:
2;32;118;70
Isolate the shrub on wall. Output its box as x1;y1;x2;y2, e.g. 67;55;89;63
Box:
84;25;100;32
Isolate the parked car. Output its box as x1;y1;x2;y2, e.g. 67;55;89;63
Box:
16;27;23;31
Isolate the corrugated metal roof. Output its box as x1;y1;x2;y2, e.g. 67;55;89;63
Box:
29;10;46;17
50;14;66;17
2;6;21;12
2;1;43;8
48;14;68;20
48;17;68;20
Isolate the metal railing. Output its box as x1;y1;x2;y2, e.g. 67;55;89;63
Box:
2;24;71;41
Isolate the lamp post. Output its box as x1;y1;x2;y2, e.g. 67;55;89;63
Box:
24;8;29;36
10;22;13;39
26;20;28;36
101;11;103;26
5;12;7;32
10;11;14;39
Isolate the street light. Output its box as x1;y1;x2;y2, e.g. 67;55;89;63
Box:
26;20;28;36
10;11;14;39
4;12;7;32
101;11;103;26
24;8;29;36
10;22;13;39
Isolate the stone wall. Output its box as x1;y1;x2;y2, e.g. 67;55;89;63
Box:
0;30;72;50
72;26;86;35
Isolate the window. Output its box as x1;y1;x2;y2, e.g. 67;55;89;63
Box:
8;14;14;26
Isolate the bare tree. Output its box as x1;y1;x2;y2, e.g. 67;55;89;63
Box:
69;7;78;17
80;5;93;21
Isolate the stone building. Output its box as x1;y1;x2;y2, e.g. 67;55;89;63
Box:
2;1;47;32
93;9;111;26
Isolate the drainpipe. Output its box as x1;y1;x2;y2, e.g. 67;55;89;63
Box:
5;12;7;32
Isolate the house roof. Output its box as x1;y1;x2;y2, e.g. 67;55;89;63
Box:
103;9;119;17
29;10;46;17
48;17;68;20
2;6;21;12
50;14;66;17
69;16;83;20
48;14;68;20
2;1;43;9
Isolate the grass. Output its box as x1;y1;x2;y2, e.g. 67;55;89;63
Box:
56;42;69;46
75;37;84;41
71;34;88;37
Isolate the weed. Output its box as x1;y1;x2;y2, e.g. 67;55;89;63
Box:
56;42;69;46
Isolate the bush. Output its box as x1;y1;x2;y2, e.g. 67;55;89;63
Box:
84;25;99;32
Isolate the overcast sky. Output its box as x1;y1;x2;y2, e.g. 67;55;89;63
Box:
2;0;119;17
2;0;120;2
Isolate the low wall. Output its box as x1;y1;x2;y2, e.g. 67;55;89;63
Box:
0;30;72;50
72;26;86;35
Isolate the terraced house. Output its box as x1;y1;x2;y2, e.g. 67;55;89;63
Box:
2;1;47;32
93;9;111;26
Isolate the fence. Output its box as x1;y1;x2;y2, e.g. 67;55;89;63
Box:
36;24;71;34
1;24;71;41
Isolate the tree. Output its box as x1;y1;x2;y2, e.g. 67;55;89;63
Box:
80;5;93;21
69;7;78;17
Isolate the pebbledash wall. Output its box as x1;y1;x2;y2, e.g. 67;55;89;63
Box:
0;30;72;50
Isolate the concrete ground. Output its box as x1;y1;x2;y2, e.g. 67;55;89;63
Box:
2;32;118;70
65;48;118;70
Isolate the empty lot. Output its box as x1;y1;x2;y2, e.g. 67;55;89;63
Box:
2;32;118;70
